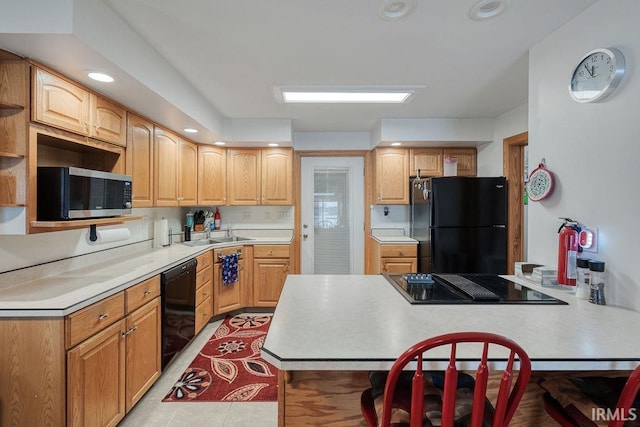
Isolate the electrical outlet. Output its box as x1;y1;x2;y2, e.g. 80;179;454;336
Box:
265;211;272;220
279;211;289;219
242;211;251;221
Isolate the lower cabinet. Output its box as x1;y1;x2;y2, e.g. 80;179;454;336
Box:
253;245;290;307
213;245;246;315
195;251;214;335
371;241;418;274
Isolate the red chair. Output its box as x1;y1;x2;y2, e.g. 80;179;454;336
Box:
541;364;640;427
361;332;532;427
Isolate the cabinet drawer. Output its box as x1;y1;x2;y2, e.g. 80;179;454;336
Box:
66;292;125;349
196;251;213;272
253;245;289;258
380;244;417;258
196;264;212;289
195;282;212;307
125;275;160;313
195;296;212;335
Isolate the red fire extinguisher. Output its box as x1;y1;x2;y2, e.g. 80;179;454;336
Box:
557;218;580;286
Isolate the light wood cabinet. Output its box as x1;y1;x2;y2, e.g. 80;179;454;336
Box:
370;241;418;274
126;113;154;207
227;148;293;206
195;251;214;335
89;94;126;146
197;145;226;205
33;68;126;146
178;139;198;206
227;148;261;205
67;276;161;427
410;148;443;177
373;148;409;204
213;245;246;315
153;127;179;206
253;244;290;307
443;147;477;176
262;148;293;205
33;67;90;136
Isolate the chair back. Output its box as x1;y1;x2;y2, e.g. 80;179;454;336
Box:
380;332;531;427
609;364;640;427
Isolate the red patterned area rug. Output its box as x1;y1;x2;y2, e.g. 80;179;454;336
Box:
162;314;278;402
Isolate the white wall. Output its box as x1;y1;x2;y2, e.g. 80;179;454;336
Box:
528;0;640;310
477;103;528;177
0;208;182;274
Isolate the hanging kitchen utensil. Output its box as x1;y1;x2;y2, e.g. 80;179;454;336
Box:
528;159;555;202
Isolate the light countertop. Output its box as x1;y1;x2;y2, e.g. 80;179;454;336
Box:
371;228;417;244
262;274;640;371
0;231;292;317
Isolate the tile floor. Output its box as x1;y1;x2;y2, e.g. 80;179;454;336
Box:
119;313;278;427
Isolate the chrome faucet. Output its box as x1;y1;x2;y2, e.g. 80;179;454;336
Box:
226;223;232;238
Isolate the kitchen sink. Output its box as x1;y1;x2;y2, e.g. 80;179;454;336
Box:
208;236;253;243
183;236;254;247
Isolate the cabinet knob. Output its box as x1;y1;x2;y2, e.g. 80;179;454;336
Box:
143;290;151;296
98;313;109;321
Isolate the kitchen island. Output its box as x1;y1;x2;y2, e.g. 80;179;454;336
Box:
261;274;640;426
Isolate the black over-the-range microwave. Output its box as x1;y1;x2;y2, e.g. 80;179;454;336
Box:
37;166;132;220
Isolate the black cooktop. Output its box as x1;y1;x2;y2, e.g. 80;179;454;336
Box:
385;273;568;305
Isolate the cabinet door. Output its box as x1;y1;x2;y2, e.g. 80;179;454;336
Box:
443;148;477;176
381;258;417;273
33;68;90;135
125;298;161;412
374;148;409;204
227;149;261;205
178;139;198;206
153;128;179;206
197;145;227;205
67;319;126;427
410;148;443;177
262;148;293;205
213;259;244;315
126;113;154;207
90;94;127;146
253;258;289;307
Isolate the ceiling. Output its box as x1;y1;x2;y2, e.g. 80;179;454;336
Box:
1;0;599;142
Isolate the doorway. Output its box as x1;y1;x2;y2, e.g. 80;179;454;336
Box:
300;157;365;274
503;131;528;274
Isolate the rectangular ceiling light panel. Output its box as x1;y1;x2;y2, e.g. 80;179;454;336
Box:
276;86;424;104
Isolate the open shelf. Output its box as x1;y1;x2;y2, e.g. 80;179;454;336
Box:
30;215;142;231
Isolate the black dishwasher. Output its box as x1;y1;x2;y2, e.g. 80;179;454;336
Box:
161;258;197;369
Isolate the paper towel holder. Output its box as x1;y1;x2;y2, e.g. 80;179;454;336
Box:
89;225;98;242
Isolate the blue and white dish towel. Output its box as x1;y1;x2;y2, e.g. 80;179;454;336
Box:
222;253;239;286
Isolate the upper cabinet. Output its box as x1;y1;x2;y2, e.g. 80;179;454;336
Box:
153;127;179;206
410;148;443;177
33;67;90;136
443;147;477;176
126;113;154;207
33;67;127;146
197;145;226;206
262;148;293;205
178;139;198;206
373;148;409;205
227;148;293;206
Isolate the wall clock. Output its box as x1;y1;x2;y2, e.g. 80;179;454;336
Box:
569;47;625;103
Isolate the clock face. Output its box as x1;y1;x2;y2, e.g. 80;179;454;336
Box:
569;48;625;103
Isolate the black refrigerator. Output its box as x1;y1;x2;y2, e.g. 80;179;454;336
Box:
410;176;507;274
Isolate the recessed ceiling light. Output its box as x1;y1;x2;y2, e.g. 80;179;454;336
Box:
268;143;280;147
391;142;402;146
275;86;423;104
469;0;510;20
378;0;415;21
214;141;226;146
87;72;114;83
183;128;198;133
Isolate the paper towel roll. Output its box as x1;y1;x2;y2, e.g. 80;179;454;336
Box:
95;228;131;243
154;219;170;248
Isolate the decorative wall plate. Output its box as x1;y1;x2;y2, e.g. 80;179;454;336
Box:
528;162;554;201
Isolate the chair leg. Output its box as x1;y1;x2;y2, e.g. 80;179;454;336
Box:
361;388;378;427
542;392;578;427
